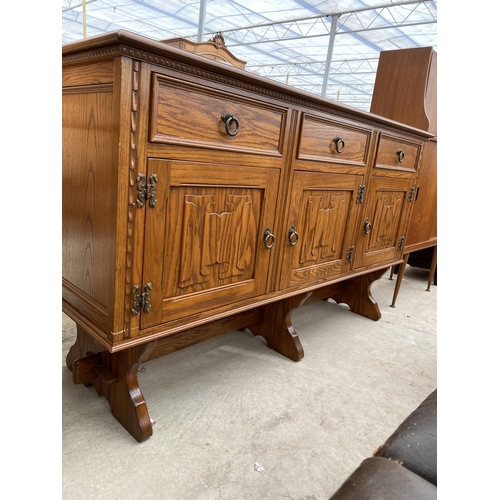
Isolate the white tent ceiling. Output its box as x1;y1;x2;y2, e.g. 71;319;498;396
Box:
62;0;437;111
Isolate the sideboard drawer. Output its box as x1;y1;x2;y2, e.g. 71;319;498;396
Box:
150;73;286;156
375;134;422;173
297;113;372;166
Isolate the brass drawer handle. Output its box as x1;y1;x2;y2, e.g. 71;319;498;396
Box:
396;149;405;163
288;224;299;246
263;226;275;249
333;136;345;153
221;112;240;137
364;218;372;234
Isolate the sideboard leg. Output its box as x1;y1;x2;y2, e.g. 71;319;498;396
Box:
247;292;312;362
426;245;437;291
390;254;409;308
389;265;396;280
66;325;104;375
66;326;157;443
329;268;388;321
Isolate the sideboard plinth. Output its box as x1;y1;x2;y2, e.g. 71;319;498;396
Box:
66;267;388;442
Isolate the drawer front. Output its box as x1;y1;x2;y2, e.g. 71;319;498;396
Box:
298;114;372;166
375;134;422;173
150;73;286;156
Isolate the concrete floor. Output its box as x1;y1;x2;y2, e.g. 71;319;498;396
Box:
62;266;437;500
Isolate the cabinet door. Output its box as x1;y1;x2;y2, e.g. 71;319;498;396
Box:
279;171;364;290
141;159;280;329
354;177;414;268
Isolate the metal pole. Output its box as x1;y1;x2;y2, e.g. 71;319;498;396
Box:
197;0;208;42
82;0;87;38
321;15;339;97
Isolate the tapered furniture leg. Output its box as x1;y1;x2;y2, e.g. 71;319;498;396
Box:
66;326;157;442
247;292;312;362
328;268;388;321
390;253;409;308
426;245;437;291
389;265;396;280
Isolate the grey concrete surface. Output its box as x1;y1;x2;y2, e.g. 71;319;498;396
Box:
62;266;437;500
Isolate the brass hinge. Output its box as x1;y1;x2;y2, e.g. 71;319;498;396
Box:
136;174;158;208
346;246;355;263
408;186;416;202
397;236;405;252
356;185;366;204
131;282;152;315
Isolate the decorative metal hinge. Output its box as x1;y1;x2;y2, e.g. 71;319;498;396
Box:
408;186;416;202
346;246;355;263
397;236;405;252
131;282;152;315
356;185;366;204
136;174;158;208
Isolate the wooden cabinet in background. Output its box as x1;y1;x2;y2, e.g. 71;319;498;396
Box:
370;47;437;305
62;31;432;441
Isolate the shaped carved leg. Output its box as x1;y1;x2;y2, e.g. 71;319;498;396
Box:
329;268;388;321
66;325;105;376
66;326;157;443
247;292;312;362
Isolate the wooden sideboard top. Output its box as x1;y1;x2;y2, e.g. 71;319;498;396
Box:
62;30;433;140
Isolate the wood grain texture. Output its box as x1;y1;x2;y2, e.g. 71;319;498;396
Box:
280;171;363;290
298;113;372;166
63;33;432;441
370;47;435;134
327;268;387;321
148;309;260;360
141;159;280;329
370;47;437;308
62;90;116;310
68;325;157;442
370;47;437;252
150;74;286;155
62;59;114;87
161;37;247;69
246;292;313;362
354;177;414;269
404;139;437;248
375;134;421;174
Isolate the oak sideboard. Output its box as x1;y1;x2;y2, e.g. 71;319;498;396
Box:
62;31;433;442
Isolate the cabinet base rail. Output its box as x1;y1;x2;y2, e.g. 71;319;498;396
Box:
66;268;387;442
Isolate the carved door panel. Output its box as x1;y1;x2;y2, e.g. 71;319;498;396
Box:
354;177;414;268
279;171;364;290
141;159;280;328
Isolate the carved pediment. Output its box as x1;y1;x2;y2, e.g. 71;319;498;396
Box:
160;33;247;69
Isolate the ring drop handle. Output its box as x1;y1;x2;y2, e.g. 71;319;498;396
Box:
221;112;240;137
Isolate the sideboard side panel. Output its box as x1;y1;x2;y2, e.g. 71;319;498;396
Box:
62;85;116;312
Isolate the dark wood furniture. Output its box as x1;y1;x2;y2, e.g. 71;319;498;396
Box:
62;31;432;442
370;47;437;306
329;390;437;499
